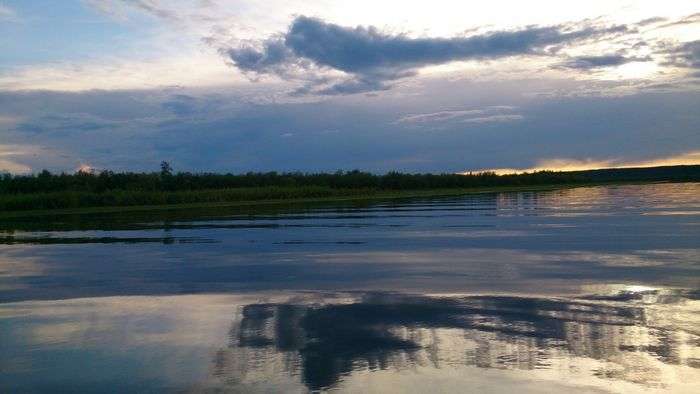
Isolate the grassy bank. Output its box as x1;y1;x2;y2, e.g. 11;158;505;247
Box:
0;186;363;212
0;182;664;219
0;184;596;219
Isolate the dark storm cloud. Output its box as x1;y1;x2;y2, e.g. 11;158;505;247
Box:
313;78;391;96
556;54;651;70
227;38;298;76
288;17;629;70
225;16;632;94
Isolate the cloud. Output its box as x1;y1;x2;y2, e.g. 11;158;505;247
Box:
1;80;698;174
396;106;522;125
396;110;485;124
85;0;180;21
556;54;652;70
0;160;30;174
225;37;298;77
161;94;198;116
0;115;19;127
660;40;700;72
0;145;42;174
0;4;15;20
635;12;700;31
636;17;668;27
225;16;632;94
0;55;236;92
123;0;179;20
14;113;122;134
462;114;523;124
656;12;700;29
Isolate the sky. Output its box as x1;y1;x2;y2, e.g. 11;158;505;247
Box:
0;0;699;174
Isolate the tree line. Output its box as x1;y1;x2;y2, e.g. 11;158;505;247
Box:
1;163;699;195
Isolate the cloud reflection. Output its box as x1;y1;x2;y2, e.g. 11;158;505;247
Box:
217;291;700;391
1;290;698;392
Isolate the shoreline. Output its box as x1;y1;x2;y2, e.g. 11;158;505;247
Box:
0;180;675;219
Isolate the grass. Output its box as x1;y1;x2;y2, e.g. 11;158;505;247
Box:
0;186;352;211
0;182;657;219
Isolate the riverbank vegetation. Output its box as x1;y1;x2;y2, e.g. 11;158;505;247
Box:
1;164;698;212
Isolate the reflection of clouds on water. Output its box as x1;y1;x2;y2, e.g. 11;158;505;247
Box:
305;248;700;269
213;291;700;392
0;290;698;392
1;246;699;302
565;250;700;268
0;247;45;292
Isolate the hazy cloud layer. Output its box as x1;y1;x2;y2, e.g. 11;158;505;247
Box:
0;145;35;173
462;114;524;124
2;80;698;173
225;16;632;94
396;106;522;126
556;54;651;70
86;0;181;21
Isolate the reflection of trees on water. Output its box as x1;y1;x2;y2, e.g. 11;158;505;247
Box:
210;292;699;391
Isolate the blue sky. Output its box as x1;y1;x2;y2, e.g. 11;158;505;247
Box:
1;1;152;66
0;0;699;173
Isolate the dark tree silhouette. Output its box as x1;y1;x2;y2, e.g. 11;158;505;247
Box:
160;161;173;177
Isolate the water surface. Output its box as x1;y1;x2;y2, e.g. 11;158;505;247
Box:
1;183;699;392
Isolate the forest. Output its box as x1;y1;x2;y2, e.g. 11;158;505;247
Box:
1;163;698;211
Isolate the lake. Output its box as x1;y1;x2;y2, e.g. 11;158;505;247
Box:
1;183;699;393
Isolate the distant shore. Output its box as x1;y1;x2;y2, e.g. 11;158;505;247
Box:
1;164;698;217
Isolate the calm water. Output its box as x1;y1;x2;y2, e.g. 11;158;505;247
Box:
1;183;699;393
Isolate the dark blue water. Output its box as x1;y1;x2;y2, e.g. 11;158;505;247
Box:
1;183;699;392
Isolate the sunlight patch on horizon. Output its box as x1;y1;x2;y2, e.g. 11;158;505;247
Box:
467;151;700;175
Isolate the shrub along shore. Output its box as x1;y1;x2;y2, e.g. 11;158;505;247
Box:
1;164;698;214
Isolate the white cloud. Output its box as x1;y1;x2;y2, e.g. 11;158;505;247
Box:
462;114;524;124
396;110;484;124
396;106;523;126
